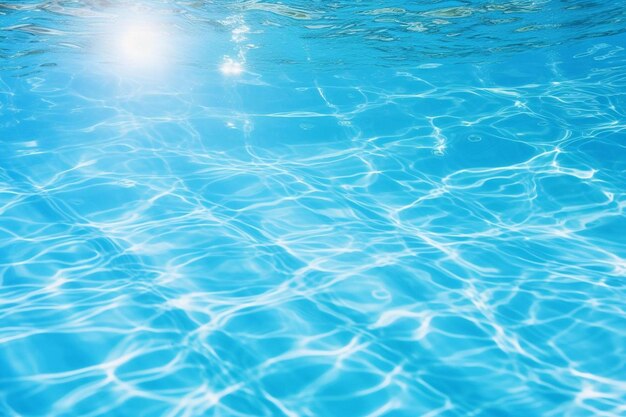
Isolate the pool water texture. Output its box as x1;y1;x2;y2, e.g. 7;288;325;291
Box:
1;1;626;416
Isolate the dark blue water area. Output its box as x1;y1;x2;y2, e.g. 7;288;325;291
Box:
1;1;626;416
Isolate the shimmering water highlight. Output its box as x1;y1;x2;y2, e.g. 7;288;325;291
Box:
1;1;626;416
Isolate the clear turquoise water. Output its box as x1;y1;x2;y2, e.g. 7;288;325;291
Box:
1;1;626;416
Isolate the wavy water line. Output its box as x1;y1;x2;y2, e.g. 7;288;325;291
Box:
1;1;626;417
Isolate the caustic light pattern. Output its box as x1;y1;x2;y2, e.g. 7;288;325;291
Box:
1;1;626;417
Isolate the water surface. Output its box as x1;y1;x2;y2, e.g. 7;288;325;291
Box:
1;1;626;416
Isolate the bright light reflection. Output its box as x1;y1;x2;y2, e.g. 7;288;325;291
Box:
113;20;169;72
220;58;244;76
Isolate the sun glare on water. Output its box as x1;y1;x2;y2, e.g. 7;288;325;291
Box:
118;23;166;69
98;12;247;80
119;24;163;66
102;18;172;76
220;58;244;76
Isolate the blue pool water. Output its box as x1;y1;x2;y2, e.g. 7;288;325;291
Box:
1;1;626;416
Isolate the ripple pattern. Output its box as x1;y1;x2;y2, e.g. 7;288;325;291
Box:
1;1;626;416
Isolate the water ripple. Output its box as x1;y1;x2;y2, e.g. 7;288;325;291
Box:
1;1;626;417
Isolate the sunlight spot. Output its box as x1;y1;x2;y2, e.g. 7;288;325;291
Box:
118;23;165;68
220;58;244;76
